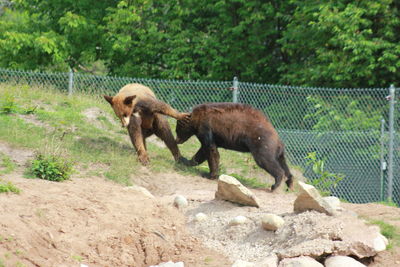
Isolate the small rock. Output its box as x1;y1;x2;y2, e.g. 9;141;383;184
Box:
229;215;247;226
173;195;188;209
215;175;260;207
373;234;388;252
194;212;208;222
261;214;285;231
232;259;255;267
149;261;184;267
278;256;323;267
124;185;155;198
80;264;89;267
323;196;341;210
325;255;366;267
293;181;336;215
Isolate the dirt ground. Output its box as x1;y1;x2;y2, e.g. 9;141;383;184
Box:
1;142;400;267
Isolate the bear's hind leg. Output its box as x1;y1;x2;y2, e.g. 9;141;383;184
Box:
278;152;294;190
251;149;286;192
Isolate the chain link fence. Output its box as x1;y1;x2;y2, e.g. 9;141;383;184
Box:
1;68;398;205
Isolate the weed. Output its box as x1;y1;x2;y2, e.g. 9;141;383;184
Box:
305;152;344;195
0;180;20;194
0;94;18;114
15;262;26;267
204;256;213;264
0;154;15;175
369;220;400;249
14;250;23;256
3;253;11;259
29;133;73;182
71;255;83;262
23;106;38;115
0;258;4;267
30;154;73;182
35;209;46;218
376;199;399;208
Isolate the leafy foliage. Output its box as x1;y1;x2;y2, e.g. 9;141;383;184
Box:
2;1;398;87
0;94;17;114
0;179;20;194
279;0;400;87
305;152;344;195
31;153;73;182
304;95;383;131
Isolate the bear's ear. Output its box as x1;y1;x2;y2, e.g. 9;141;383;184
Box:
104;95;113;105
123;95;137;106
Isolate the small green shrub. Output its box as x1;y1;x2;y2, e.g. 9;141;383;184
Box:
305;152;344;195
0;95;18;114
0;180;20;194
31;154;73;182
0;154;15;175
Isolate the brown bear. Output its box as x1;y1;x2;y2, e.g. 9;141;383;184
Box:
175;102;293;191
104;83;188;165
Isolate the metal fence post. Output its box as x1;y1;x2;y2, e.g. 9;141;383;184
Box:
387;84;396;200
68;68;74;96
232;76;239;103
380;118;386;201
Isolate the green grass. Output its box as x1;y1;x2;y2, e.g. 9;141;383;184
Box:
0;153;15;175
0;180;20;194
0;82;286;187
369;220;400;249
376;199;399;208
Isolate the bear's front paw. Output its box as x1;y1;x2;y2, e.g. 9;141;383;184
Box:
177;112;191;121
138;155;150;166
177;156;191;166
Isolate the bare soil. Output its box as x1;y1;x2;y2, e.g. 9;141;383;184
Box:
0;142;399;267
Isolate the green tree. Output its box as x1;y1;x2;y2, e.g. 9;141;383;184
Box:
279;0;400;87
0;0;116;71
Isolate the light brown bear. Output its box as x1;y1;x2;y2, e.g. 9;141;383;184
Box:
104;83;188;165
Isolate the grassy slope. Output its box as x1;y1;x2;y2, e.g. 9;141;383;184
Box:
0;83;270;187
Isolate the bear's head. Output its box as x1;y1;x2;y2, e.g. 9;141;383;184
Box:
175;115;194;144
104;94;137;127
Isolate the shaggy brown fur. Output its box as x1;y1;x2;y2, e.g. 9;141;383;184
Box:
176;102;293;191
104;83;188;165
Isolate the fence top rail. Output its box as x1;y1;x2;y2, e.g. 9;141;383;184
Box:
0;67;395;92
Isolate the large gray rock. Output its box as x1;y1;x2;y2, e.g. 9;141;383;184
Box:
275;211;387;260
215;175;260;207
278;256;323;267
325;256;366;267
261;214;285;231
293;182;337;215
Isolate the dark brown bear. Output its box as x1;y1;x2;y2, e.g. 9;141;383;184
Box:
104;83;188;165
175;102;293;191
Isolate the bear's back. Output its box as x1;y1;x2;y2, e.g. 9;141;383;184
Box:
117;83;156;100
192;102;268;121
